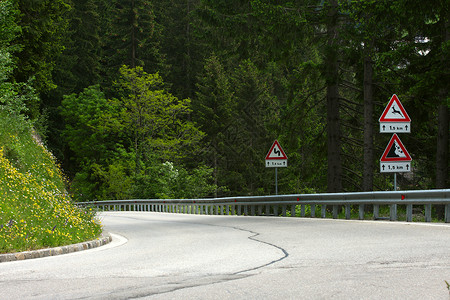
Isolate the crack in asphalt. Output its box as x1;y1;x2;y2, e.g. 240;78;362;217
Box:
228;226;289;275
102;213;290;299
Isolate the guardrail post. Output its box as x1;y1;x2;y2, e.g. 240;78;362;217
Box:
390;204;397;221
445;204;450;223
359;204;365;220
301;205;306;217
373;204;379;219
251;205;256;216
424;204;431;222
406;204;412;222
311;205;316;217
345;204;351;220
321;205;326;218
265;205;270;216
244;205;248;216
291;205;296;217
237;205;242;216
332;205;338;219
282;205;287;217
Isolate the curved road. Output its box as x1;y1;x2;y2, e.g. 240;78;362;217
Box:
1;212;449;299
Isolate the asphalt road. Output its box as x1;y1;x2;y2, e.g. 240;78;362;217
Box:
1;212;449;299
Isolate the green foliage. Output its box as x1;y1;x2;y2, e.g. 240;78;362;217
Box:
60;85;116;165
0;5;102;252
133;162;221;199
60;68;215;201
60;85;124;200
0;110;102;253
0;0;20;52
6;0;447;202
13;0;71;96
115;65;204;163
100;0;167;83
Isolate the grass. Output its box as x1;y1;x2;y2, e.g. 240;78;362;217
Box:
0;110;102;254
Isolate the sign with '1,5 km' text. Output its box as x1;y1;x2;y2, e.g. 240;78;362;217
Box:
265;140;287;168
380;133;412;173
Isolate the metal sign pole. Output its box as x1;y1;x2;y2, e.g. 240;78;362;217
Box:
275;167;278;195
394;173;397;191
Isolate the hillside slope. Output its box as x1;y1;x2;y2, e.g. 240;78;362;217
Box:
0;110;102;253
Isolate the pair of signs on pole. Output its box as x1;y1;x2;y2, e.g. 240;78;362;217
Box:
264;95;412;173
379;94;411;173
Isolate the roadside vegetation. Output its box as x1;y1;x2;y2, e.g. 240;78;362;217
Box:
0;1;101;253
0;110;102;253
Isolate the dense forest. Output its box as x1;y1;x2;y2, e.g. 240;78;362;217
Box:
1;0;448;202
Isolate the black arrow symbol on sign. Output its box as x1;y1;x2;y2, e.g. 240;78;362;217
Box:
274;148;281;156
382;165;385;171
382;125;386;131
405;125;408;131
406;164;409;170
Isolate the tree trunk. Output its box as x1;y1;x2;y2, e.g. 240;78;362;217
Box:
435;21;449;219
436;104;449;189
326;0;342;193
363;54;374;191
131;0;136;68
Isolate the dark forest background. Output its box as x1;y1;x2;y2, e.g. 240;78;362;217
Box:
1;0;448;201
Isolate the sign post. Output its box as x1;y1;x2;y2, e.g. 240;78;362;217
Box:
379;94;412;192
265;140;287;195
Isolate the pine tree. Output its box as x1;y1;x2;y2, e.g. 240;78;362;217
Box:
100;0;166;87
194;55;235;196
13;0;71;109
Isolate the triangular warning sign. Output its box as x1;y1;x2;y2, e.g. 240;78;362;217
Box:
265;140;287;160
379;94;411;122
380;134;412;162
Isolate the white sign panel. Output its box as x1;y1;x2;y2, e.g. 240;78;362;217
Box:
380;162;411;173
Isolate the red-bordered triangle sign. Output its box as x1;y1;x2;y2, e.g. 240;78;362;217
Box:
379;94;411;122
380;134;412;162
266;140;288;160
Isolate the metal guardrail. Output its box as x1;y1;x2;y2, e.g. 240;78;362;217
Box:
77;189;450;223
